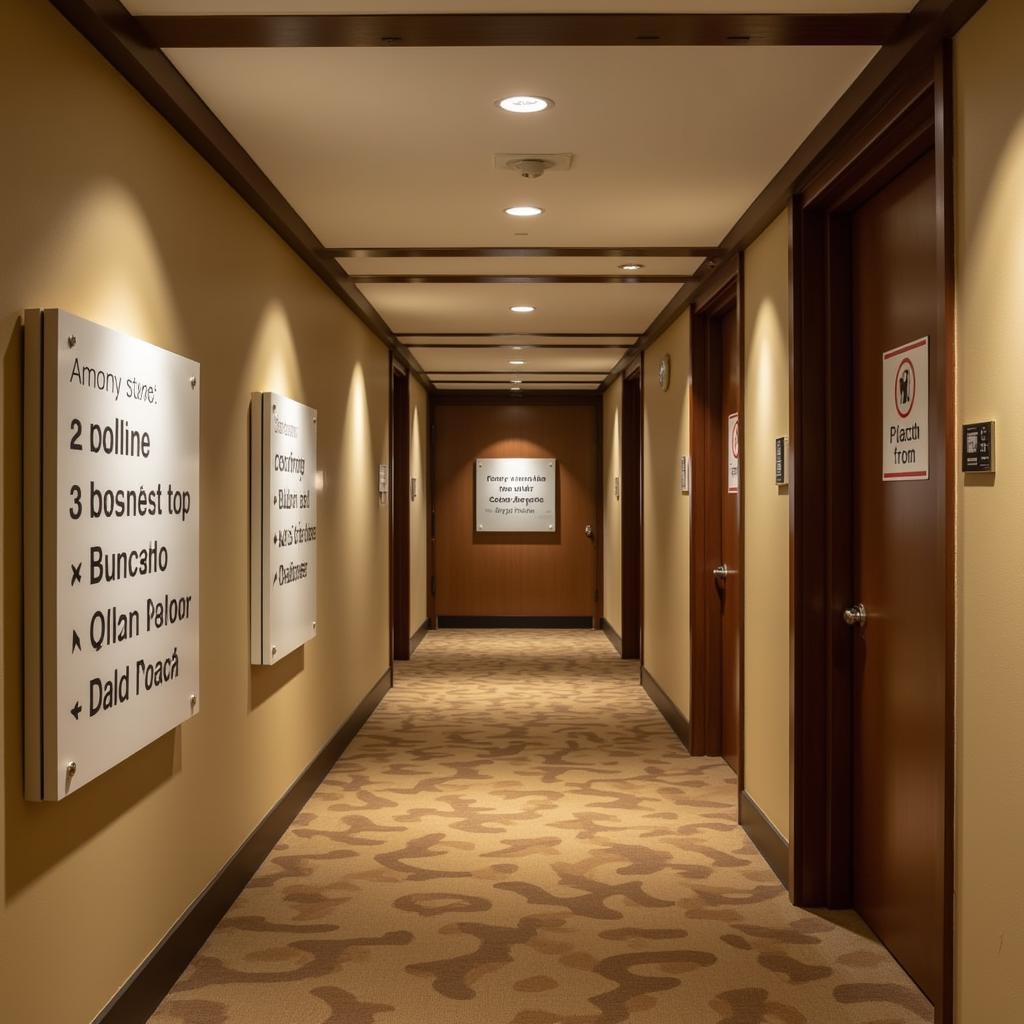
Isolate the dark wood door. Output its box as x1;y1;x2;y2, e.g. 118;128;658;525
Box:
717;308;742;773
621;368;643;658
851;152;943;1002
433;401;598;622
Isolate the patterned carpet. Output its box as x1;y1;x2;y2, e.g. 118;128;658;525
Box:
151;630;931;1024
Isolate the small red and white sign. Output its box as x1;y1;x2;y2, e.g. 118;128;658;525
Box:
728;412;740;494
882;337;928;481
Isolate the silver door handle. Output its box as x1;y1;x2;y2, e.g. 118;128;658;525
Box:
712;565;730;580
843;603;867;627
584;524;594;538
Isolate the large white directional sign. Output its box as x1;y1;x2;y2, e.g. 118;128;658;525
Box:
250;393;317;665
476;458;557;533
23;310;200;801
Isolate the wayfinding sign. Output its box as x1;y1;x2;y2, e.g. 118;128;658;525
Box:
23;310;200;801
476;458;556;532
882;337;929;481
250;393;317;665
728;413;740;494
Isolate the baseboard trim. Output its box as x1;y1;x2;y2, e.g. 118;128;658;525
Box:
94;666;393;1024
740;790;790;888
641;665;691;751
438;615;592;629
600;617;623;655
409;618;430;655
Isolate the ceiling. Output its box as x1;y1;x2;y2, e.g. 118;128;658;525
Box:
125;0;918;392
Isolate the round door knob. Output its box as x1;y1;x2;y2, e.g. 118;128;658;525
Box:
843;603;867;627
584;524;594;538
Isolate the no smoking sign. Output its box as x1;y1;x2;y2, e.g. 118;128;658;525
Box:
882;337;929;481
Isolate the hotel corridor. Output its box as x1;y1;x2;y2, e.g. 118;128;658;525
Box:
150;632;929;1024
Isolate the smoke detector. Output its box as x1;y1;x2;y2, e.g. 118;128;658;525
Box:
495;152;574;179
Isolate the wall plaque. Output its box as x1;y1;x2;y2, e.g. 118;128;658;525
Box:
23;310;200;801
476;458;556;533
250;393;317;665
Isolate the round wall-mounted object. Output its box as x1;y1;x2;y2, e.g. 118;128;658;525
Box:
658;354;671;391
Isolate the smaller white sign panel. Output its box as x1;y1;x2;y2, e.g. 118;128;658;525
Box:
728;413;740;494
882;337;929;482
251;393;317;665
23;310;200;801
476;458;556;532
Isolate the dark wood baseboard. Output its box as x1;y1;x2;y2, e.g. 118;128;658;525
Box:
94;667;393;1024
641;665;691;751
740;789;790;888
437;615;592;629
600;617;623;655
409;618;430;655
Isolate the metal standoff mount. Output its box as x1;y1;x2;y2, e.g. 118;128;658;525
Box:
66;760;77;778
67;334;77;348
190;693;197;708
189;375;197;389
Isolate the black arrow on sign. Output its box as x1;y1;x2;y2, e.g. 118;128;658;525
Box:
70;701;82;720
71;562;82;585
72;630;82;653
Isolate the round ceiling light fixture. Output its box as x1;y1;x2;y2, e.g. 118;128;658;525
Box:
497;95;552;114
619;263;644;271
505;205;544;218
510;305;535;314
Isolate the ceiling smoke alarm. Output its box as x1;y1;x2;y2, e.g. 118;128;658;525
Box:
495;153;575;179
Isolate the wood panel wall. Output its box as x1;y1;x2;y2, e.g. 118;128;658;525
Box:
433;399;600;621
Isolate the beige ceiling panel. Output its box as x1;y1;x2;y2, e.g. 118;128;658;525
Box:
130;3;915;15
161;45;876;248
434;382;601;391
401;335;636;346
431;373;606;383
415;346;625;373
359;282;676;334
339;257;704;277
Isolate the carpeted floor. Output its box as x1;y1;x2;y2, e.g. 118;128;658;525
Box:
150;630;932;1024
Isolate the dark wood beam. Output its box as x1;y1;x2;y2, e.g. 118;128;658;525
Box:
399;332;636;339
406;342;631;349
602;0;990;390
352;275;689;285
428;370;608;377
328;247;723;259
136;13;905;48
49;0;431;391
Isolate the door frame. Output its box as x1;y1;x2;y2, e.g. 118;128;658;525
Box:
620;358;644;660
390;360;411;661
689;259;745;784
790;50;954;1023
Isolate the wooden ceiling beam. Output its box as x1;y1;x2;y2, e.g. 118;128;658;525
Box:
136;13;905;49
352;274;689;284
328;247;723;259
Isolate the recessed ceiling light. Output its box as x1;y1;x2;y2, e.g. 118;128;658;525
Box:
510;378;523;384
509;360;526;366
497;96;552;114
510;305;535;314
510;386;522;392
505;206;543;218
620;263;644;271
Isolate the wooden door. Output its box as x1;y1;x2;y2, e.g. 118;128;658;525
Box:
433;400;599;625
620;367;643;658
717;308;742;773
390;366;410;660
850;152;944;1002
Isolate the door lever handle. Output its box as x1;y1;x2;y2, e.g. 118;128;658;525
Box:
712;565;731;580
584;524;594;538
843;603;867;627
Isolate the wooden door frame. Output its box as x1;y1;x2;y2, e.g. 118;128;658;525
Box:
789;49;955;1023
689;259;745;781
620;358;644;660
390;360;411;660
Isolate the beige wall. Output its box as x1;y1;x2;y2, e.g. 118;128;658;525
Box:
602;377;623;637
642;316;693;715
0;2;390;1021
742;211;792;840
409;376;429;635
955;0;1024;1016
